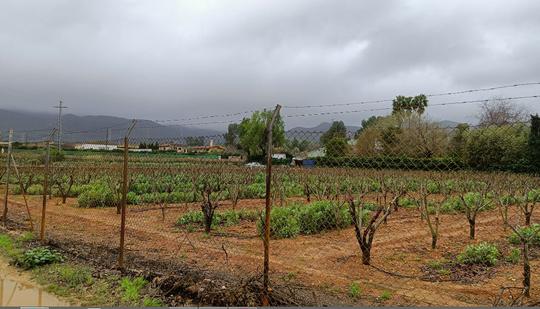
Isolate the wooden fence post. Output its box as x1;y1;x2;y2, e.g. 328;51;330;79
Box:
118;120;137;270
40;130;54;242
2;129;13;225
262;105;281;306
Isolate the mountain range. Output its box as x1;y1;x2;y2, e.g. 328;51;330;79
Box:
0;109;220;143
0;109;463;144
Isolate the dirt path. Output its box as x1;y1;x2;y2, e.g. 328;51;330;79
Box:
4;195;539;306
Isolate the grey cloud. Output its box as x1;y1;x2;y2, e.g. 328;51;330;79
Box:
0;0;539;129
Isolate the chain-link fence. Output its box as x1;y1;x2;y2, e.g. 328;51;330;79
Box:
0;104;539;305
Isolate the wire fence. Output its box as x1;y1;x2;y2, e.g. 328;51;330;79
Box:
0;101;539;305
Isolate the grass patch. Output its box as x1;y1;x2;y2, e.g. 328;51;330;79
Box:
120;276;148;304
378;290;392;301
348;282;361;299
32;264;118;306
143;297;164;307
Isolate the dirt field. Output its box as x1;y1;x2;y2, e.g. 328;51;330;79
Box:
3;194;539;306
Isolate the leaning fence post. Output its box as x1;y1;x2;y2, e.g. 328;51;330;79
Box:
2;129;13;225
262;104;281;305
118;120;137;270
40;129;55;241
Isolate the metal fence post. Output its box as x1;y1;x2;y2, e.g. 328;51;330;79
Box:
40;131;54;241
2;129;13;225
262;105;281;305
118;120;137;269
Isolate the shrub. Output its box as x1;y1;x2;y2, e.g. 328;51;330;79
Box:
464;124;529;171
457;242;499;266
509;224;540;246
176;209;258;229
441;196;463;213
16;247;64;269
26;184;44;195
259;207;301;239
77;183;119;208
296;201;351;235
259;201;355;239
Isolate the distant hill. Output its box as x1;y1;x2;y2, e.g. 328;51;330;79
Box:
0;109;220;143
286;122;360;142
434;120;462;129
286;120;464;142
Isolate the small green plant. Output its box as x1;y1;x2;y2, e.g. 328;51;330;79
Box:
379;290;392;301
509;224;540;246
16;247;64;269
282;272;296;281
506;248;520;264
457;242;499;266
348;282;361;299
120;276;148;304
438;269;451;276
427;259;447;270
142;297;164;307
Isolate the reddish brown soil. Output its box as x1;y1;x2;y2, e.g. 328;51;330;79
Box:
4;194;540;306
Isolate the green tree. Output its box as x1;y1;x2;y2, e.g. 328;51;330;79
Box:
450;123;470;159
355;116;384;138
285;138;311;155
392;94;428;115
239;110;285;160
321;121;347;145
529;114;540;171
464;124;529;170
224;123;240;147
325;137;348;157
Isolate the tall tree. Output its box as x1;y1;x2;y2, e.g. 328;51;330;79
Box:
355;116;384;137
478;97;527;127
320;121;347;145
238;110;285;160
392;94;428;115
224;123;240;147
529;114;540;171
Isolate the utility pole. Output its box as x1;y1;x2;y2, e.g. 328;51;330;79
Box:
53;99;68;151
105;128;111;149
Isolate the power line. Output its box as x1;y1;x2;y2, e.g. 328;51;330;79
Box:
282;94;540;119
281;82;540;109
153;108;272;124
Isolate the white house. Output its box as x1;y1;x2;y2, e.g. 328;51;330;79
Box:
75;144;118;151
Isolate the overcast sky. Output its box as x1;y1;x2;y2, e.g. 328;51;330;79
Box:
1;0;540;129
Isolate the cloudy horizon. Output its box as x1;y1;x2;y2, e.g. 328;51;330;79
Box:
1;0;540;130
